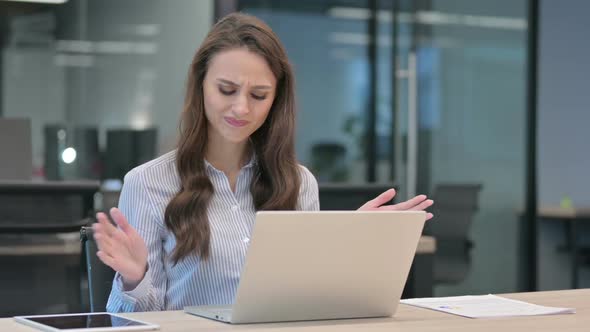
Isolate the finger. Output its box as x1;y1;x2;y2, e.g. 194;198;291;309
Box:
96;220;133;261
93;221;107;236
96;250;118;270
390;194;428;210
93;229;106;252
110;208;134;235
93;231;115;254
92;223;108;249
91;221;103;236
426;213;434;220
95;212;109;228
408;199;434;211
96;212;116;236
375;195;429;211
361;188;396;209
93;215;112;228
112;225;131;244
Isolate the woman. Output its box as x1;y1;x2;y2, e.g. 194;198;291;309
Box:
93;12;434;313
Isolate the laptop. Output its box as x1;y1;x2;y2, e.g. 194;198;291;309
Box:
184;210;426;324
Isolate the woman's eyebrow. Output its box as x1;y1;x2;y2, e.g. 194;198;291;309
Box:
217;78;272;90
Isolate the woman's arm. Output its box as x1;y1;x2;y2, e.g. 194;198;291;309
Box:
296;165;320;211
101;169;168;312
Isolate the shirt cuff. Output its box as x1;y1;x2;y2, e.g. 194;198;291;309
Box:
117;269;152;303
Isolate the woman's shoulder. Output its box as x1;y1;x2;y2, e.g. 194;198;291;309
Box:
297;164;318;188
118;151;179;227
296;164;319;210
123;150;179;188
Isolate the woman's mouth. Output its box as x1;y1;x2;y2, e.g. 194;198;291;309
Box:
224;117;250;127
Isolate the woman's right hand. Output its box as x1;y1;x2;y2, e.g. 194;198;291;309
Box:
93;207;148;291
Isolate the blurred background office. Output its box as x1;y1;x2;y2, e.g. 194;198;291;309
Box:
0;0;588;318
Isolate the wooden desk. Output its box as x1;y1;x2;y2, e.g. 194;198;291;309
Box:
537;206;590;219
2;289;587;331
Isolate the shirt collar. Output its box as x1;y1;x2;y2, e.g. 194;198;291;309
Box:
204;153;257;173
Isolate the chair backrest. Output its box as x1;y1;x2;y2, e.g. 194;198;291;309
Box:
427;184;482;239
80;226;115;312
426;183;482;284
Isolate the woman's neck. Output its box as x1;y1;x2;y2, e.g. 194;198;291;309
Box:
205;136;251;176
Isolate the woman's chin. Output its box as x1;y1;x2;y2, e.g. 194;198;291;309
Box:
222;134;251;145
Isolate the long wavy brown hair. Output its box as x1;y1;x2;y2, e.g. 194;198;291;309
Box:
164;13;301;263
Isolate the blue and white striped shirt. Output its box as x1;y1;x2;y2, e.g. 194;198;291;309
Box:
106;150;319;312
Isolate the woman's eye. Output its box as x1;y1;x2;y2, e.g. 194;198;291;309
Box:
219;87;235;95
251;94;266;101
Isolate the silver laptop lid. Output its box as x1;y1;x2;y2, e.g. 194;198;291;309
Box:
230;210;426;323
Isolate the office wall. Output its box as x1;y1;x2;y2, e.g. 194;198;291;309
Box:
426;0;528;296
2;0;213;172
431;49;526;296
2;48;66;169
427;0;590;294
537;0;590;289
64;0;213;154
246;10;371;183
538;0;590;207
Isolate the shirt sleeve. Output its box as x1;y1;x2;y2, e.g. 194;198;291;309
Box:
106;168;167;312
296;165;320;211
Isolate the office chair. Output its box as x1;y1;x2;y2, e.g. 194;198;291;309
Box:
425;183;482;285
80;226;116;312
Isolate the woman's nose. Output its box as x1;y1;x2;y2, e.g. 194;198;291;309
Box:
232;93;250;116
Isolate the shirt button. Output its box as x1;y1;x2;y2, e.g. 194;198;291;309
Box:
243;237;250;244
231;205;239;211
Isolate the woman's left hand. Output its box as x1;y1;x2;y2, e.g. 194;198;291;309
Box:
358;188;434;220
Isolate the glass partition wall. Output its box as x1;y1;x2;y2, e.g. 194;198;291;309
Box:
240;0;531;296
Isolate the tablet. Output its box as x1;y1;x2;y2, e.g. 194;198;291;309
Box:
14;312;160;332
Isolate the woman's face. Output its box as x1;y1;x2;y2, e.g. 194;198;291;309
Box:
203;48;277;145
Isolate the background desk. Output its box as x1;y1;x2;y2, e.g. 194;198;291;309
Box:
0;180;99;316
2;289;587;331
405;236;436;298
537;207;590;289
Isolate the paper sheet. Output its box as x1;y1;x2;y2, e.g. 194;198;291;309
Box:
400;294;575;318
